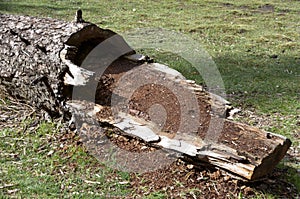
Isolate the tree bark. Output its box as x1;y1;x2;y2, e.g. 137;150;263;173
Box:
0;13;134;118
0;13;291;180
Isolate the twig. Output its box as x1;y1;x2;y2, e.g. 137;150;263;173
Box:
0;184;17;189
0;98;8;105
83;179;102;185
213;182;220;195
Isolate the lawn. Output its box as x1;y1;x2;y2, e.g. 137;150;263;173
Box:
0;0;299;198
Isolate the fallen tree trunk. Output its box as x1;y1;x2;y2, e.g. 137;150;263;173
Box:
0;12;291;180
0;12;134;118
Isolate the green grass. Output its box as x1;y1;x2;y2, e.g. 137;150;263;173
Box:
0;121;130;198
0;0;299;115
0;0;299;197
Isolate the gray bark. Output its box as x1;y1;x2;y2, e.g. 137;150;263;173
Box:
0;13;134;118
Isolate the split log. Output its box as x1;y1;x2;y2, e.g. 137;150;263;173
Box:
0;12;291;180
67;63;291;180
0;12;134;118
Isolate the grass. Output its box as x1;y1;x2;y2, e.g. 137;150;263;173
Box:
0;1;299;113
0;0;299;198
0;121;130;198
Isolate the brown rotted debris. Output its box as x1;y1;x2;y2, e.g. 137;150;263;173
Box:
0;11;292;181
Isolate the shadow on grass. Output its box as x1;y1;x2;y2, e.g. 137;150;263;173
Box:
0;1;76;19
242;166;299;198
213;53;300;111
149;49;299;114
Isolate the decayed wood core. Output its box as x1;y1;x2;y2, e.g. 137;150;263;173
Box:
0;13;291;180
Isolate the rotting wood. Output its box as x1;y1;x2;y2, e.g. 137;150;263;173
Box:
68;98;291;180
0;12;291;180
65;50;291;180
0;12;134;118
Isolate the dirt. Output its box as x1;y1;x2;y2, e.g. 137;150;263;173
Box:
93;58;279;160
128;83;274;158
130;160;298;198
79;116;298;198
219;2;279;14
79;125;298;198
0;89;299;198
232;108;300;168
73;58;298;197
257;4;275;13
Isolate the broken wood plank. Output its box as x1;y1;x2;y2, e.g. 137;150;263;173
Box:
68;99;291;180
